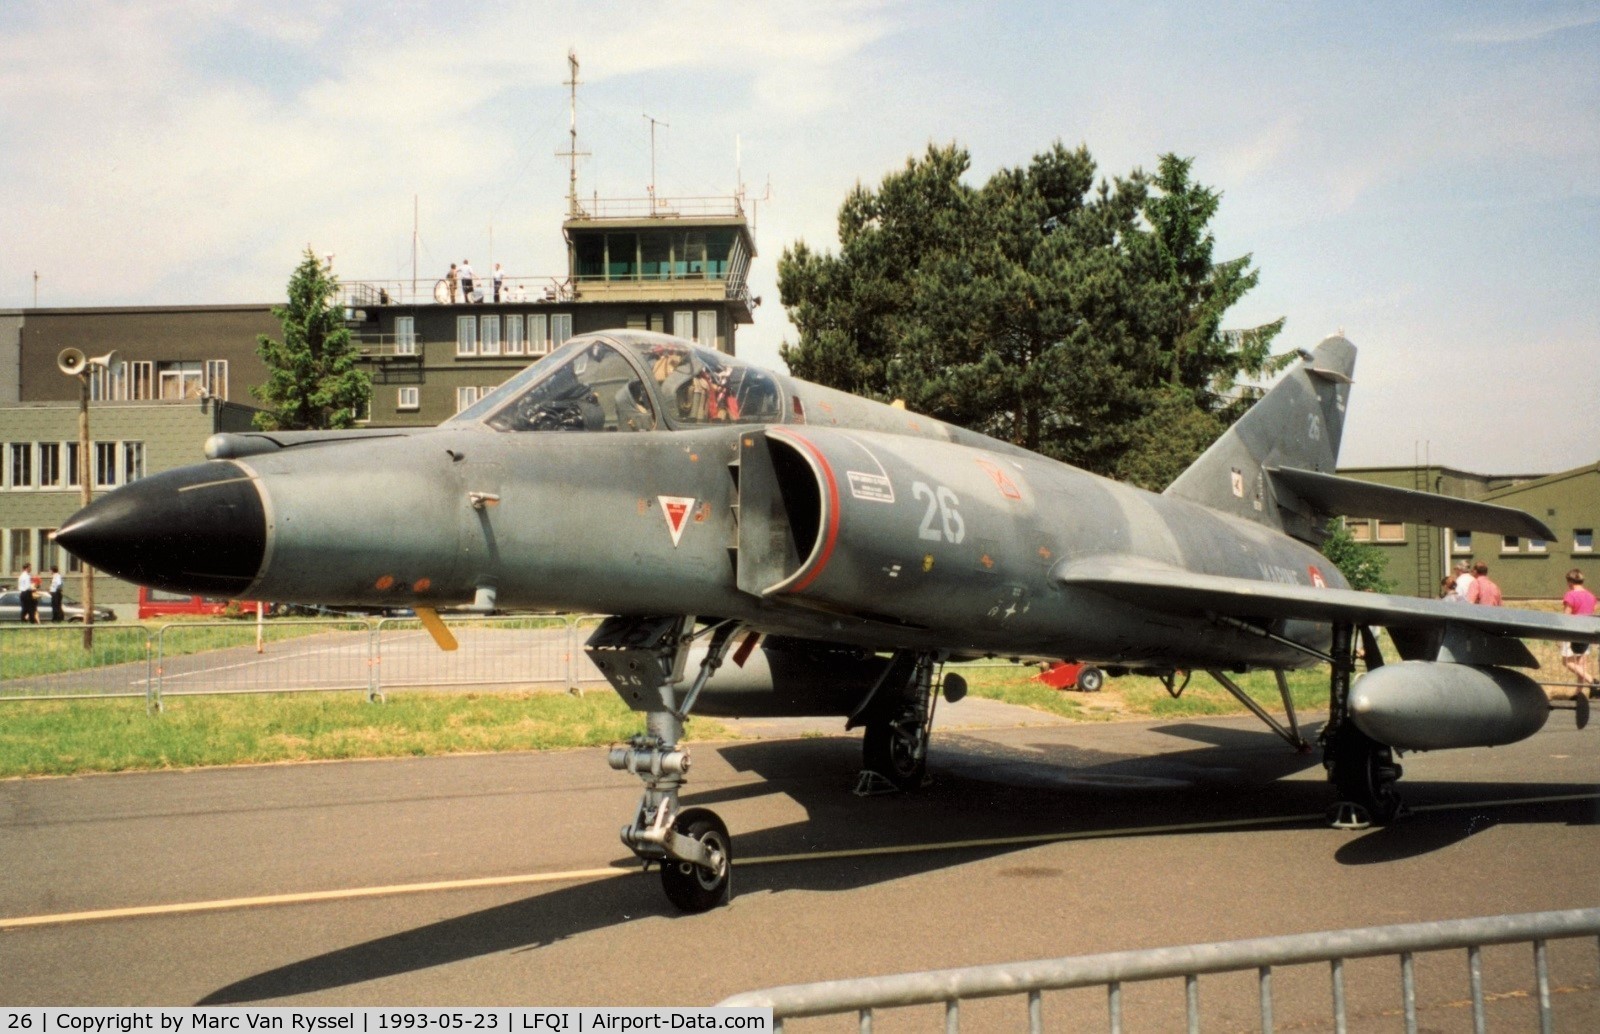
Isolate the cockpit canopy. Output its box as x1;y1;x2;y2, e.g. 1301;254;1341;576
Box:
451;331;784;433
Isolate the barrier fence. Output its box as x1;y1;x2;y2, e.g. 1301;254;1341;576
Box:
720;908;1600;1032
4;618;1582;708
0;615;612;707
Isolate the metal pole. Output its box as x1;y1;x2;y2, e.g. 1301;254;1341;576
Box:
78;373;95;651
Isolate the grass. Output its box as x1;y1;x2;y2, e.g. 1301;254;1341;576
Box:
0;690;730;778
955;663;1330;721
0;665;1323;780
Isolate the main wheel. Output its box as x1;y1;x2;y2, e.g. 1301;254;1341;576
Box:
660;807;731;912
1076;667;1105;692
1326;728;1403;825
863;719;927;791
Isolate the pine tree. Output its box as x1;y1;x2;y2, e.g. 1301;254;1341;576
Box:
252;248;372;430
778;144;1283;479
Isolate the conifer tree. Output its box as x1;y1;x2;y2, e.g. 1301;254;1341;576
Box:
252;248;371;430
779;144;1284;479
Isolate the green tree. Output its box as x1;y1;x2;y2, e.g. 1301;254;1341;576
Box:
1320;518;1398;593
252;248;371;430
779;143;1283;478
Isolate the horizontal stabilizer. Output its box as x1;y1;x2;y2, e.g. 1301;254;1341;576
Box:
1268;466;1555;540
1053;555;1600;644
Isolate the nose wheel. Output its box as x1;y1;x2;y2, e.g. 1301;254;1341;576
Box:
660;808;732;912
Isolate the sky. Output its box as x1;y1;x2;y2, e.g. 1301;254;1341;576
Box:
3;0;1597;474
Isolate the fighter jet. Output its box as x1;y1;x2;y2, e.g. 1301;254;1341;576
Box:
55;330;1600;912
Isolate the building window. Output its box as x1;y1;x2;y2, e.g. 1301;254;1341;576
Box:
396;316;417;355
641;234;670;279
205;360;229;400
456;386;480;413
1577;529;1595;553
1501;535;1520;554
481;315;502;356
158;361;205;400
89;364;119;401
551;313;573;349
129;361;154;400
8;443;33;489
122;442;144;484
1527;537;1548;554
1345;518;1372;542
696;310;717;349
528;314;548;356
674;310;694;339
1375;521;1406;543
39;529;58;573
94;442;118;487
398;387;419;410
1452;530;1472;553
607;232;638;279
65;443;81;489
505;315;525;356
8;528;32;573
38;443;61;488
456;316;478;356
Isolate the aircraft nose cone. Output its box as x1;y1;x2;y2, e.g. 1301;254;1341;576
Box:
54;461;268;597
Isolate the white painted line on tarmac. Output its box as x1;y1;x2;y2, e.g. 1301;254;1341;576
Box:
4;791;1594;931
0;868;630;930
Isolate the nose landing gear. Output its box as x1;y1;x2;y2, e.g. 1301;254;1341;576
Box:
589;615;742;913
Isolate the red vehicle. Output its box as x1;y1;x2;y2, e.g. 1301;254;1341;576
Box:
137;586;265;619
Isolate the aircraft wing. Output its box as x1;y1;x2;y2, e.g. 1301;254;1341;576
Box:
1053;556;1600;644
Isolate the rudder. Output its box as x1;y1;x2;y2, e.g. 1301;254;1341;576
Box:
1163;335;1356;542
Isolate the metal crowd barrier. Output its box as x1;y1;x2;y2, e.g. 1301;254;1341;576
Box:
0;614;612;706
719;908;1600;1032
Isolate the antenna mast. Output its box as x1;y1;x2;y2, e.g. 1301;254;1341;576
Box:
644;113;669;215
558;50;589;217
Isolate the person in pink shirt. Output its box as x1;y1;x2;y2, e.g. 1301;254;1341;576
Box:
1562;568;1597;696
1465;561;1502;606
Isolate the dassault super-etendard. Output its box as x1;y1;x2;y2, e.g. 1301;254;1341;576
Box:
56;330;1600;912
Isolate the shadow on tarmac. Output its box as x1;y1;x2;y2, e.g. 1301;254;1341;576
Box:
197;721;1597;1004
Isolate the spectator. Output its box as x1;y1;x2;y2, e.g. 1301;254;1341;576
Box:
461;260;476;303
1465;561;1502;606
1561;569;1597;697
1453;559;1475;599
16;563;39;623
493;262;504;302
446;263;459;303
49;565;64;622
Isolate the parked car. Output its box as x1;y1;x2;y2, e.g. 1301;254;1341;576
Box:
0;590;117;623
137;586;266;619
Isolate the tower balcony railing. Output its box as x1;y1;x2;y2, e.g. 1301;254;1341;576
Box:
335;276;577;309
336;271;752;315
566;194;747;221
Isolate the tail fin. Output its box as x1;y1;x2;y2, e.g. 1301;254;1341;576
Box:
1164;334;1356;543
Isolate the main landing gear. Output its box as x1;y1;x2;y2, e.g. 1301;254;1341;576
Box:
588;616;743;912
1321;623;1404;828
1213;615;1404;828
853;651;963;794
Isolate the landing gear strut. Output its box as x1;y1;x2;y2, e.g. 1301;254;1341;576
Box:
858;652;953;792
1321;622;1404;828
588;616;742;912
